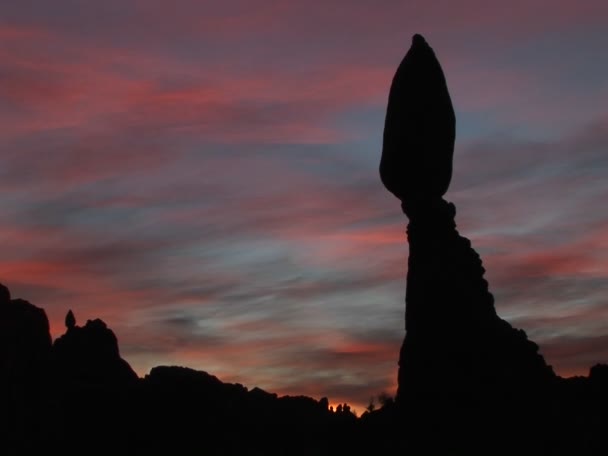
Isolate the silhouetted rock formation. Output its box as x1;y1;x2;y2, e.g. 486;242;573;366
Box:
0;285;51;455
397;201;559;454
52;316;137;385
0;281;358;456
47;314;138;455
0;254;607;456
377;34;608;455
380;35;555;410
131;365;352;455
399;200;556;402
65;309;76;330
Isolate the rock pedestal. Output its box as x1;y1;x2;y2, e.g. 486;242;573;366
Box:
397;199;555;404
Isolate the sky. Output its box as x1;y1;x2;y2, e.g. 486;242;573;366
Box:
2;0;608;411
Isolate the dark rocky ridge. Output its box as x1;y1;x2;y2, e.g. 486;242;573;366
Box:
0;293;357;455
398;199;556;403
0;285;51;455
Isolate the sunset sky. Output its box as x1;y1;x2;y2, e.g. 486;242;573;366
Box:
2;1;608;411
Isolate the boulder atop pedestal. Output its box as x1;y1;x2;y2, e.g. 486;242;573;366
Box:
379;37;556;407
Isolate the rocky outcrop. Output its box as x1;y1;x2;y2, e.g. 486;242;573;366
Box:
0;286;52;378
375;34;591;455
398;199;555;404
379;35;556;408
0;284;52;455
46;312;138;455
52;314;137;385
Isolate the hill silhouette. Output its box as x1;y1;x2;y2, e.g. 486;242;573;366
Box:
2;34;608;455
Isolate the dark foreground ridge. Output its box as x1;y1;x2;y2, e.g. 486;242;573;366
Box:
2;35;608;455
1;296;358;456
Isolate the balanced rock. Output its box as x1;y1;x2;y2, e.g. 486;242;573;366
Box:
380;34;455;206
0;285;52;453
380;36;555;409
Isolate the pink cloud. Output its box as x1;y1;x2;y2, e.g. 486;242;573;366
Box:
0;22;392;146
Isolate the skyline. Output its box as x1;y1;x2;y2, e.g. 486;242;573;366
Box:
2;1;608;410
